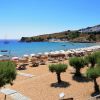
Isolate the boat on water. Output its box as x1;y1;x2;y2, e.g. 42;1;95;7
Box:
1;50;8;52
0;50;10;60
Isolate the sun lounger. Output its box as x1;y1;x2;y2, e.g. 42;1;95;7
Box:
30;57;39;67
17;63;27;70
18;72;34;77
0;88;17;95
39;55;48;65
0;88;31;100
10;92;31;100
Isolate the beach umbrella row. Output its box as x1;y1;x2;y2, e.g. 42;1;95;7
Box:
10;45;100;60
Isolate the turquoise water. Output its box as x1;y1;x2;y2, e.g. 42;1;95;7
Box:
0;40;96;57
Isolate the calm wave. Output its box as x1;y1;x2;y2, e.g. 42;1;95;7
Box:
0;40;96;57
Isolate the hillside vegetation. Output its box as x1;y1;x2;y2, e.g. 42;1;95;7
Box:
20;25;100;42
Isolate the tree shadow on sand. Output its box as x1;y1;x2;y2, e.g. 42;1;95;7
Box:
50;81;70;88
72;75;92;82
91;92;100;100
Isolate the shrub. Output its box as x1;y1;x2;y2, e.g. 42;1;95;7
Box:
49;63;67;83
69;57;85;76
86;67;100;93
86;51;100;67
0;61;17;87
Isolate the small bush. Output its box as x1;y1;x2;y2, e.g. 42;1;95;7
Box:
0;61;17;87
69;57;85;76
49;63;67;73
49;63;67;83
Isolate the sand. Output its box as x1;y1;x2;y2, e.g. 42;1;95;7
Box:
0;60;100;100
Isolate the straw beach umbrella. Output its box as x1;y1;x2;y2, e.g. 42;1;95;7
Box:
0;55;3;57
55;51;60;54
38;52;42;55
12;57;19;60
50;51;55;54
44;52;49;55
30;54;36;57
23;54;29;57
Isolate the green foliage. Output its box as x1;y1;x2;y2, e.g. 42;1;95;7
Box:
94;51;100;60
47;35;52;39
0;61;17;87
31;37;44;41
86;67;100;79
49;63;67;73
87;34;96;41
86;51;100;67
86;66;100;93
20;30;100;42
69;57;85;69
83;56;89;66
69;57;85;76
67;32;80;39
97;59;100;67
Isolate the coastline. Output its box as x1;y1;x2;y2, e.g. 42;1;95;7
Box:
0;40;99;57
20;38;99;43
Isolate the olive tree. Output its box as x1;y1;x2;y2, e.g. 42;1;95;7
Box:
86;51;100;67
69;57;85;76
86;67;100;93
87;54;97;67
49;63;67;83
0;61;17;88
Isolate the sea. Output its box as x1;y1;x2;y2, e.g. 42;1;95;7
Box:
0;40;98;57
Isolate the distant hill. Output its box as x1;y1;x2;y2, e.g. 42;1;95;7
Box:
79;25;100;33
20;25;100;43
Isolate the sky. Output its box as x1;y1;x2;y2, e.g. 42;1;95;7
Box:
0;0;100;39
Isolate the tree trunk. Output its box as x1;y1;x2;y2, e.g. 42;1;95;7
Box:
4;95;6;100
56;73;62;83
91;62;95;67
94;78;100;93
75;68;81;76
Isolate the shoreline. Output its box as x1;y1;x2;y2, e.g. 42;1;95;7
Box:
20;40;100;43
0;39;100;43
0;40;99;58
10;45;100;59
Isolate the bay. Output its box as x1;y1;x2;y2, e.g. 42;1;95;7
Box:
0;40;96;57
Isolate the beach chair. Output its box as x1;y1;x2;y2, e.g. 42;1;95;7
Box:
17;58;29;69
30;57;39;67
0;88;31;100
17;64;27;70
18;72;34;77
39;56;48;65
48;54;59;63
57;54;66;61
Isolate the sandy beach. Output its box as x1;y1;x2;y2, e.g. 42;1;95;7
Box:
0;59;100;100
0;0;100;99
